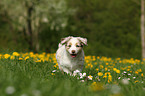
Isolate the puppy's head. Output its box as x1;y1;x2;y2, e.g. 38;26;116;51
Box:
60;36;87;58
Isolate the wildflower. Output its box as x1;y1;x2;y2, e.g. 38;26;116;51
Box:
24;56;29;60
126;69;130;71
113;68;117;71
94;62;97;65
96;68;99;71
103;75;107;78
92;56;96;61
127;66;131;69
123;71;127;74
97;56;100;59
79;73;86;79
128;73;131;76
10;56;15;60
141;73;143;77
12;52;20;56
106;63;109;65
73;70;80;76
51;73;55;75
99;65;104;69
135;71;138;74
116;70;120;74
98;72;103;76
35;60;41;62
108;75;112;83
4;54;10;59
85;66;89;68
52;70;57;73
105;67;108;71
118;77;121;80
5;86;15;95
127;78;130;80
134;80;139;83
80;80;85;82
137;69;142;72
18;57;22;60
88;75;93;80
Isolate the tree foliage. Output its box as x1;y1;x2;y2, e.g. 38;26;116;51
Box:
0;0;142;59
0;0;74;51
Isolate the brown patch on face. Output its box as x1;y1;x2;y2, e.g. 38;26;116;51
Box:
75;42;82;47
66;42;72;50
75;42;83;53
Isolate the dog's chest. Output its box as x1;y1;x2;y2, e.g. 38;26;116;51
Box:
61;54;83;68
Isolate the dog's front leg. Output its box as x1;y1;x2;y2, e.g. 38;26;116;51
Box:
59;66;72;75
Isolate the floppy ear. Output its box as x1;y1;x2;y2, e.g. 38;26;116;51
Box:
60;36;72;45
77;37;87;46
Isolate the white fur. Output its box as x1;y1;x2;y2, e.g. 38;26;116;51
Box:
56;36;87;75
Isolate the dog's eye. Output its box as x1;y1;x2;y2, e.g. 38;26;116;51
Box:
68;45;71;47
76;45;80;47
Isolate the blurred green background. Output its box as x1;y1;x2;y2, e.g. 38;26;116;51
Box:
0;0;141;59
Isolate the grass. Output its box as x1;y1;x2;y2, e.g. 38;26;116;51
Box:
0;52;145;96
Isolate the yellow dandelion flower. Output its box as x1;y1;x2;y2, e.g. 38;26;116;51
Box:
19;58;23;60
98;72;103;76
35;60;41;62
134;80;139;83
97;56;100;59
24;56;29;60
116;69;120;74
12;52;20;56
137;69;142;72
127;69;130;71
106;63;109;65
119;61;122;63
135;71;138;74
116;58;120;60
105;72;111;75
94;62;97;65
100;65;104;69
113;68;117;71
108;75;112;83
141;73;143;77
92;56;96;61
103;75;107;78
53;64;57;68
85;66;89;68
105;67;108;71
4;54;10;59
10;56;15;60
51;73;55;75
90;64;93;68
127;66;131;69
96;68;99;71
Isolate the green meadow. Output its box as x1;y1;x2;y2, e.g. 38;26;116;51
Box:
0;52;145;96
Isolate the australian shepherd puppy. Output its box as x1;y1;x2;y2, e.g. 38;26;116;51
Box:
56;36;87;75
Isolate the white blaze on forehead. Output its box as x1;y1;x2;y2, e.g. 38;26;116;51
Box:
68;38;81;44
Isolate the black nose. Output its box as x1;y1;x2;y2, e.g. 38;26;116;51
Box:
72;50;75;54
